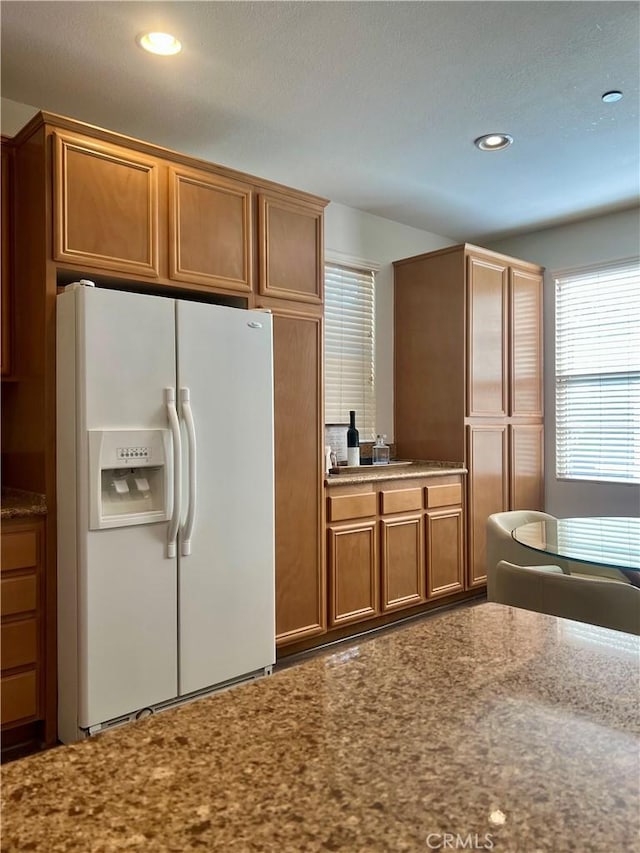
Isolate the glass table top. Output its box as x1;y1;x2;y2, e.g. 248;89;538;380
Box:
512;517;640;573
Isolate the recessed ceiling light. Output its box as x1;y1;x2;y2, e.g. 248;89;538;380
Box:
474;133;513;151
136;32;182;56
602;90;623;103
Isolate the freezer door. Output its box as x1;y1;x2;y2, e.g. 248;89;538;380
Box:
176;301;275;695
78;287;179;727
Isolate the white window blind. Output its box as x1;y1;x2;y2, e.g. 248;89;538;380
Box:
324;263;376;439
555;259;640;484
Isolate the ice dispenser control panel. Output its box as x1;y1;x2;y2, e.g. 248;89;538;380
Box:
88;429;172;530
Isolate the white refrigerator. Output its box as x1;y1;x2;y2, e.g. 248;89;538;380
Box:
56;284;275;743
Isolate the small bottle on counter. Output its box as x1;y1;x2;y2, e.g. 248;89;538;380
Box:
325;445;333;475
347;410;360;466
372;434;390;465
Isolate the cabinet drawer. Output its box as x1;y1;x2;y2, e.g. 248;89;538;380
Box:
425;483;462;508
380;487;423;515
1;529;38;572
1;670;37;725
328;493;376;522
1;574;37;616
1;618;37;669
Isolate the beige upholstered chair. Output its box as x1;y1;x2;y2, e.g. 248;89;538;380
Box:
486;511;631;600
486;511;570;600
492;560;640;635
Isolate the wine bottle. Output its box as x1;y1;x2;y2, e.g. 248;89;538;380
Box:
347;410;360;466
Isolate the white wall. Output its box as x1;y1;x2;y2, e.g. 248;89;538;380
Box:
325;202;454;440
490;207;640;518
1;98;38;135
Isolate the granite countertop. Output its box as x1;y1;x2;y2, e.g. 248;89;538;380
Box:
326;459;466;486
1;487;47;519
2;602;638;852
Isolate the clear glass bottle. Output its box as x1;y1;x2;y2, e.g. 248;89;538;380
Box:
372;434;390;465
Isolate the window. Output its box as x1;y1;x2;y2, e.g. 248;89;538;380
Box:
555;259;640;484
324;262;376;439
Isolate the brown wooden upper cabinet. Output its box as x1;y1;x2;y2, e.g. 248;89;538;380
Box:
169;166;252;292
258;192;323;303
510;267;544;417
53;132;159;277
467;252;543;419
467;254;509;418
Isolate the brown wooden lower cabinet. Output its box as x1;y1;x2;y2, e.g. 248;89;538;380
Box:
426;508;464;598
325;473;466;635
0;518;44;731
467;425;508;587
466;422;543;587
328;521;379;627
510;424;544;511
381;515;425;611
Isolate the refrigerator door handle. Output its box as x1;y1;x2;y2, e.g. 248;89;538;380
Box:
165;387;182;558
180;387;197;556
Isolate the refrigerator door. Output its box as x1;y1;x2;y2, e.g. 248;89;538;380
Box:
79;287;179;727
176;302;275;695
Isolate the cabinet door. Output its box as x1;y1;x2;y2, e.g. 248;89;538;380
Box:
169;167;252;292
328;521;378;627
53;132;159;276
380;515;425;612
1;519;43;729
467;425;508;586
268;308;325;645
510;268;543;417
510;424;544;511
467;255;508;417
426;508;465;598
1;140;11;375
258;193;323;304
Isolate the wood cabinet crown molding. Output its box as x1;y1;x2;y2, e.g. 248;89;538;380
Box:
13;110;329;209
393;242;544;275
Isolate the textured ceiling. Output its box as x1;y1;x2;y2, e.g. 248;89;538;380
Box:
1;1;638;241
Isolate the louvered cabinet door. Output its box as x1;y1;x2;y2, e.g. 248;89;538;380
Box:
510;424;544;511
510;268;543;417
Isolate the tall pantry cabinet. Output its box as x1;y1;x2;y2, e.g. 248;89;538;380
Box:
393;244;543;587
